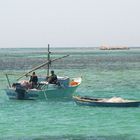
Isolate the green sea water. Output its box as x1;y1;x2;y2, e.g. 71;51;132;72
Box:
0;47;140;140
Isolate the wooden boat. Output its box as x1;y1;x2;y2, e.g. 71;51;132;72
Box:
5;45;82;100
73;96;140;107
5;77;82;100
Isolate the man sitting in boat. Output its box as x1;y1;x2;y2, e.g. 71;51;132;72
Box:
29;72;38;88
47;70;58;84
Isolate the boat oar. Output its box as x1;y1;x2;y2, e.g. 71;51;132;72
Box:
17;55;69;81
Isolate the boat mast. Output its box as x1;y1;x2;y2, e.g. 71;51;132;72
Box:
47;44;51;77
16;44;69;81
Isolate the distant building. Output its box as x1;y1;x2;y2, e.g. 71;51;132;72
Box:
100;45;129;50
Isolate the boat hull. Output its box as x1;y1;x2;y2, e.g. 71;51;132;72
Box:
5;77;82;100
6;86;79;100
73;96;140;107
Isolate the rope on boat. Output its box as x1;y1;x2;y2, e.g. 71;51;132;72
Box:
41;84;48;101
43;90;48;101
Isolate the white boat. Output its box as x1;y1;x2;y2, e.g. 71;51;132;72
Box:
5;45;82;100
6;77;82;100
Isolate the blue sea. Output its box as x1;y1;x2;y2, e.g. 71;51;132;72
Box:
0;47;140;140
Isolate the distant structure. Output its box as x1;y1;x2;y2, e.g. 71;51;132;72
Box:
100;45;129;50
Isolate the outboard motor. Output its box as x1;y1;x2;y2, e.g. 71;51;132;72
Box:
15;85;26;100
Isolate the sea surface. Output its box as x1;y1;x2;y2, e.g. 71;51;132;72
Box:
0;47;140;140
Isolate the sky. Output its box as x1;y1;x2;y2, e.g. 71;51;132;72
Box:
0;0;140;48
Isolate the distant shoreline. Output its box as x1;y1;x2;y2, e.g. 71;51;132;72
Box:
0;46;140;49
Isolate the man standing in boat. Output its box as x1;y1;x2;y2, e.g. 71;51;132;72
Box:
47;70;58;84
29;72;38;88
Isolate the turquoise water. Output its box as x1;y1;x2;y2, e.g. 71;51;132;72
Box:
0;48;140;140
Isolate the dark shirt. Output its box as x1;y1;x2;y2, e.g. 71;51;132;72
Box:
29;75;38;84
48;74;57;84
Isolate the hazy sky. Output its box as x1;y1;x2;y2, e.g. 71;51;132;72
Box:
0;0;140;48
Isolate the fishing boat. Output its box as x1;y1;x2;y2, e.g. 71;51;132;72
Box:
5;45;82;100
73;96;140;107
